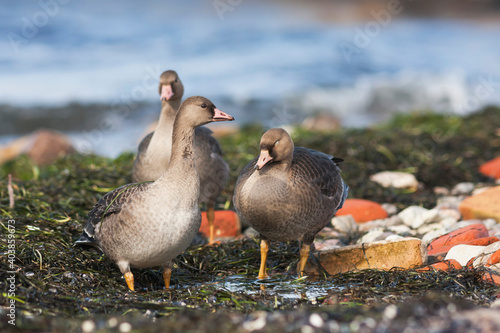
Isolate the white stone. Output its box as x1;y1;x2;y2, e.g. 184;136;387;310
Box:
436;208;461;221
483;218;498;230
398;206;441;229
450;220;483;231
418;222;444;235
357;229;385;244
385;234;404;241
381;203;398;216
387;224;412;236
370;171;419;189
472;186;493;196
436;196;465;210
358;216;403;233
421;228;448;247
451;182;475;195
440;217;458;229
331;215;358;237
445;245;486;266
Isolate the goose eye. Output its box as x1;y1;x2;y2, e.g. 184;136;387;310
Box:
201;103;207;108
175;78;178;83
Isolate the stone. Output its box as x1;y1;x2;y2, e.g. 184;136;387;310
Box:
387;225;412;236
330;215;358;238
427;224;489;256
433;186;450;196
385;234;404;241
451;182;475;196
381;203;398;216
435;208;461;221
335;199;388;223
304;238;426;276
356;229;385;244
436;196;465;210
450;220;483;231
199;210;241;238
444;245;486;266
479;157;500;179
421;229;448;247
0;129;75;166
459;186;500;222
416;259;462;272
398;206;440;229
483;218;498;230
313;239;343;251
358;216;403;233
370;171;419;190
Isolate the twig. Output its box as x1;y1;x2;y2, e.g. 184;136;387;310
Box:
8;174;15;209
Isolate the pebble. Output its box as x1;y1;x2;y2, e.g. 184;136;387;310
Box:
451;182;475;195
331;215;358;238
357;229;385;244
381;203;398;216
370;171;419;189
398;206;440;229
444;245;487;266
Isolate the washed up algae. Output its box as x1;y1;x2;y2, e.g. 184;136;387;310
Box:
1;107;500;332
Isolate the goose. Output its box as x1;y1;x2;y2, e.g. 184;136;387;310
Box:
132;70;230;245
233;128;348;279
76;96;235;291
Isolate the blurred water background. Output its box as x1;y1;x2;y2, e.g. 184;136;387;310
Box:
1;0;500;157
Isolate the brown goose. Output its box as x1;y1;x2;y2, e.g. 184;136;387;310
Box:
76;96;235;291
233;128;348;279
132;70;230;245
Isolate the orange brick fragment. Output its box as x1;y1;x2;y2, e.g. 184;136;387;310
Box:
487;249;500;266
459;186;500;222
427;224;489;256
335;199;388;223
417;259;462;272
479;157;500;179
483;270;500;285
199;210;241;238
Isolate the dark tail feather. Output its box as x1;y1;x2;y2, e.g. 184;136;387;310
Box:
332;157;344;165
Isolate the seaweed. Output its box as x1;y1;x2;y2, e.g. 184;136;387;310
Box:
1;107;499;332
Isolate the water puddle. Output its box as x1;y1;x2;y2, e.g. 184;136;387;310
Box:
211;274;342;302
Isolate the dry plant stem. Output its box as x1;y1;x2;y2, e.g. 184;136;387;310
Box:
8;173;14;209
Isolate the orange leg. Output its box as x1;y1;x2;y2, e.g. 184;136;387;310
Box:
258;239;270;279
207;204;215;245
297;244;311;277
163;264;172;289
124;272;135;291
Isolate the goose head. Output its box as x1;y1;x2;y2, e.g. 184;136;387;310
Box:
255;128;294;170
159;70;184;102
176;96;235;128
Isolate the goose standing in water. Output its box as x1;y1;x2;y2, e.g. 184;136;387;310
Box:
233;128;348;279
132;70;230;244
76;96;235;291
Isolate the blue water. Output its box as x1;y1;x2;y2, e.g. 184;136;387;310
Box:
1;0;500;156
